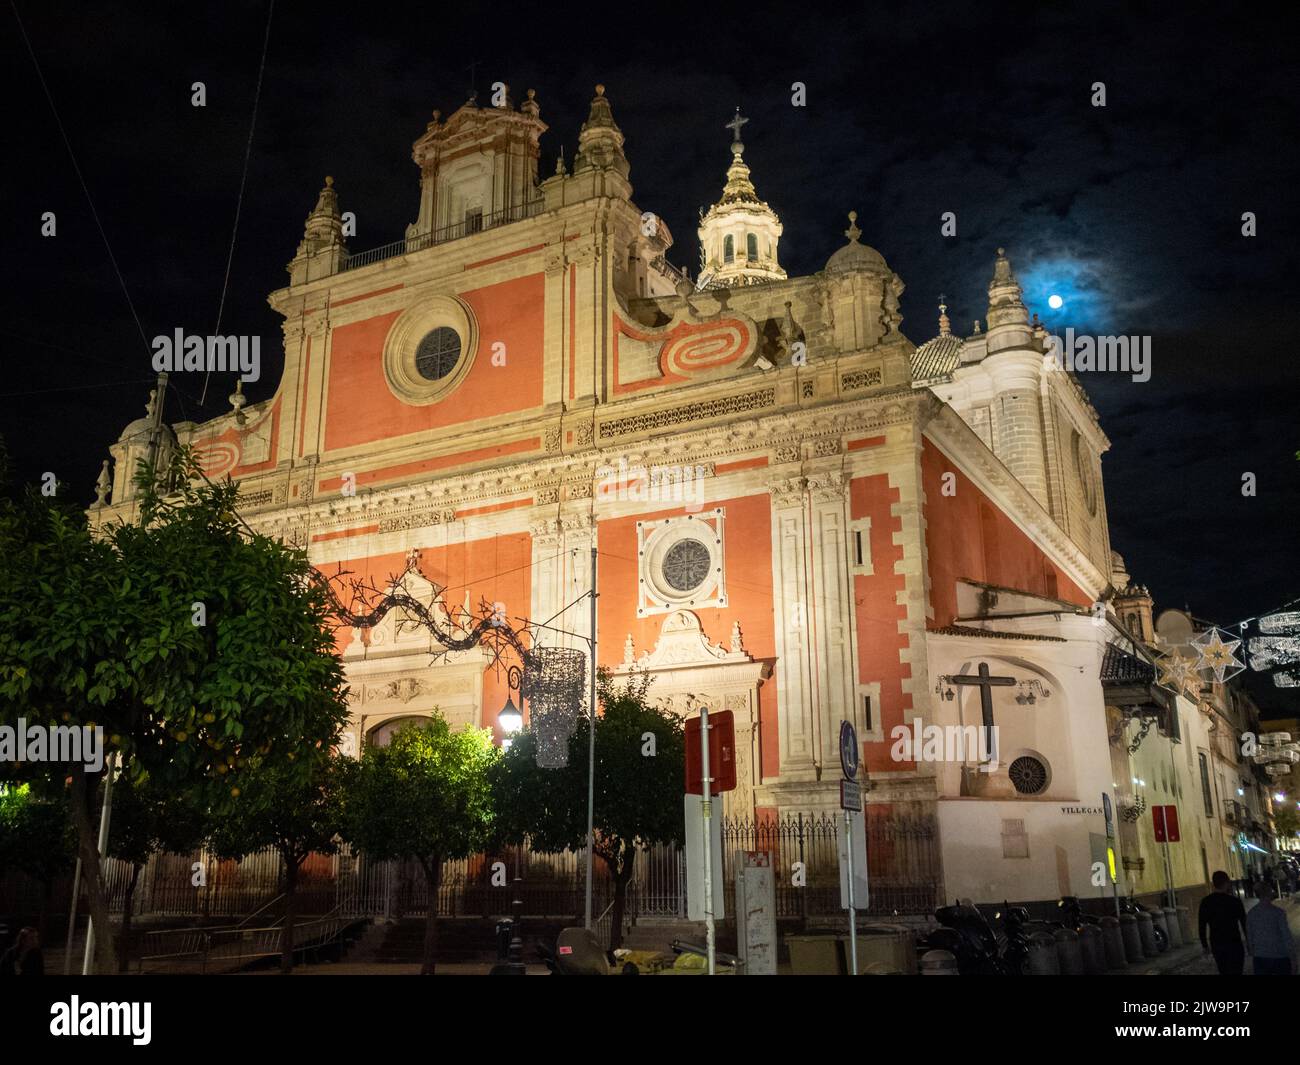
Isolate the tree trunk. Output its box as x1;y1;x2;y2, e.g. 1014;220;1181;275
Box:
419;855;442;975
68;762;116;974
118;863;142;972
280;854;299;973
609;848;636;952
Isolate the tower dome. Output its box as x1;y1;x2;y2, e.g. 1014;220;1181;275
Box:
825;211;888;275
695;109;786;290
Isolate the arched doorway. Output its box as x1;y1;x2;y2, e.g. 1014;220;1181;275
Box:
366;715;431;749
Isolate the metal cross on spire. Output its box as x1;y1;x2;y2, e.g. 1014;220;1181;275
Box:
726;107;748;146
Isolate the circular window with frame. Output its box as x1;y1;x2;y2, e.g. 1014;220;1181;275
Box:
639;516;724;612
1008;754;1050;796
382;296;478;405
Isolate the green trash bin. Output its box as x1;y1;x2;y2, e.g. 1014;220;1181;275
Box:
786;932;844;975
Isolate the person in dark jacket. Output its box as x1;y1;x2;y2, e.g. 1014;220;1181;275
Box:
1199;871;1248;975
1246;883;1295;975
0;927;44;976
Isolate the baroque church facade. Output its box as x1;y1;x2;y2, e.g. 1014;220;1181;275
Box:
94;84;1176;906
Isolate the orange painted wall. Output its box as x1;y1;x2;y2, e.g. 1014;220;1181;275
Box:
596;493;780;781
921;436;1091;626
851;474;916;774
321;531;532;744
323;274;545;452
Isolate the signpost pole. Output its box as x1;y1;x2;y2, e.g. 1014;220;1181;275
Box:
845;808;858;976
1103;791;1120;918
700;703;716;975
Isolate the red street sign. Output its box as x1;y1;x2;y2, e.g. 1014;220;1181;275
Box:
1153;804;1181;843
685;710;736;794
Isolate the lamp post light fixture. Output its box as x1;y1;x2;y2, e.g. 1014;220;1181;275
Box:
498;695;523;751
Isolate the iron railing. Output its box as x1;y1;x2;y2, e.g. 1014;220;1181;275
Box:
6;808;941;927
340;199;545;273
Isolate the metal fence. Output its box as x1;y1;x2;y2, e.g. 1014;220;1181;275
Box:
340;199;544;273
2;805;940;925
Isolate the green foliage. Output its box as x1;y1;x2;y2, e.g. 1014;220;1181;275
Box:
491;670;685;870
208;751;349;866
1274;803;1299;840
0;443;350;806
0;782;77;886
107;773;208;868
344;714;498;869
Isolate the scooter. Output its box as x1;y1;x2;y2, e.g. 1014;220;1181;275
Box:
1118;895;1167;951
923;903;1009;975
994;903;1034;976
1056;895;1102;933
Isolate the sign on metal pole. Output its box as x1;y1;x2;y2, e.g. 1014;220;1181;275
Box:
686;710;736;794
1153;804;1181;842
840;779;862;812
837;804;869;909
684;793;725;920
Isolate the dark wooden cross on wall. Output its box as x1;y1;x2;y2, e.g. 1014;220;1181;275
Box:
950;662;1017;762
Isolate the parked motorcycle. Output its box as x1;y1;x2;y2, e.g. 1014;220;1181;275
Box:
923;903;1010;975
1118;895;1167;951
1055;895;1102;933
993;903;1034;975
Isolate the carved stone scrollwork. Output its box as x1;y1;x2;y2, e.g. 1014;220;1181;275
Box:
775;444;801;463
768;476;808;508
574;421;595;447
809;471;848;502
813;438;841;457
841;368;882;392
544;427;562;452
534;486;559;506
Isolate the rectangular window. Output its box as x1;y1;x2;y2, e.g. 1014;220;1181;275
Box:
848;518;872;575
1198;752;1213;817
862;694;872;732
1001;818;1029;859
465;207;483;234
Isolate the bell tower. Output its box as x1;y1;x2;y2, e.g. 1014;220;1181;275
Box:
406;87;547;244
696;109;786;290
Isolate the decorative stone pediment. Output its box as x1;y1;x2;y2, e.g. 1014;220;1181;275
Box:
624;610;750;670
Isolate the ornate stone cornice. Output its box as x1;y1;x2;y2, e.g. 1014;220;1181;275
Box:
925;404;1108;597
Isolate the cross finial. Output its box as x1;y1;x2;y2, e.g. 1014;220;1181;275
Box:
726;107;748;148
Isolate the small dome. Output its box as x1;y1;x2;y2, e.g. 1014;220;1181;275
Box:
910;298;962;380
825;211;887;274
910;333;963;381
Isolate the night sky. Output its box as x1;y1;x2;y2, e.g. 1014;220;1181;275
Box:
3;2;1296;711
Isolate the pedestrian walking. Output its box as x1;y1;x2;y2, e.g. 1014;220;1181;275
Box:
1199;871;1248;975
1246;883;1294;975
0;927;44;976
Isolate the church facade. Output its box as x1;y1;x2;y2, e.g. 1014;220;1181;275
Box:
94;84;1174;907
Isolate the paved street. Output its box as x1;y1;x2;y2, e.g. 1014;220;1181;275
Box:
1161;898;1300;976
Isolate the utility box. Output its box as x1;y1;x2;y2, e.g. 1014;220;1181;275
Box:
786;932;843;975
844;924;918;975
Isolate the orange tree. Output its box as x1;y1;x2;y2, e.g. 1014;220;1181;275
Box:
490;671;685;950
342;715;497;974
0;447;349;972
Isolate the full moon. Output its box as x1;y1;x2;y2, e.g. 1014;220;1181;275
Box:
1048;294;1063;309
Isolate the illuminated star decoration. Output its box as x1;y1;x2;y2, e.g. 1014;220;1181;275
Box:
1251;610;1300;688
1154;649;1203;699
1191;626;1245;683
